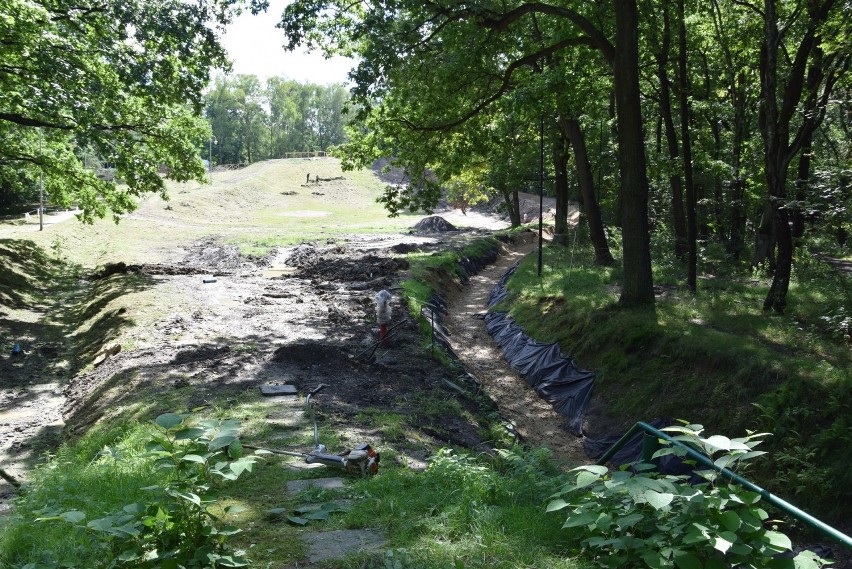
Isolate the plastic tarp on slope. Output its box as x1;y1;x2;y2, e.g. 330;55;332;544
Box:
484;260;595;435
483;312;595;435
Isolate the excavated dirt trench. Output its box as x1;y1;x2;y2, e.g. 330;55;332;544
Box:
443;240;588;466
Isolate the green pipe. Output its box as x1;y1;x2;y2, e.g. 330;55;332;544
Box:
596;421;852;548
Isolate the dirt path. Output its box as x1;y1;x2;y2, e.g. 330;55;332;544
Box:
444;242;587;466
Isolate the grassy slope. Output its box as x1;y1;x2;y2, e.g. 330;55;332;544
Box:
497;239;851;525
3;158;420;267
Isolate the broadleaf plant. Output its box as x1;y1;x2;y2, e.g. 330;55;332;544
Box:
547;423;830;568
36;413;264;568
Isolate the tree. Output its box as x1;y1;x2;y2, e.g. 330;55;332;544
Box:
754;0;849;312
280;0;655;306
0;0;257;221
208;77;350;161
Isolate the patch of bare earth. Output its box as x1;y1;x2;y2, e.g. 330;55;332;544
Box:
443;237;588;466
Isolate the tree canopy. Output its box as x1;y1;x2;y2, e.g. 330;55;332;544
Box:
0;0;261;221
206;75;349;165
279;0;850;310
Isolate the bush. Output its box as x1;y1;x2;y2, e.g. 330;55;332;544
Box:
547;424;830;569
7;414;266;568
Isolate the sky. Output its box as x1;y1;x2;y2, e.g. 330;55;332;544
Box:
220;0;355;85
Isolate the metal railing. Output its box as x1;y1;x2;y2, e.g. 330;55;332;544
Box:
596;421;851;548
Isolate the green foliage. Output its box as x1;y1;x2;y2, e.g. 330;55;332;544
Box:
206;75;350;165
343;447;585;568
265;501;350;526
547;425;828;569
4;414;266;568
500;239;851;523
0;0;264;221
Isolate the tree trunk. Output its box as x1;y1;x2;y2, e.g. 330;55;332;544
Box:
613;0;655;306
657;1;688;260
677;0;697;292
759;0;837;312
792;54;823;240
728;176;746;259
752;201;777;270
560;117;615;265
552;129;571;246
759;0;789;312
500;184;521;227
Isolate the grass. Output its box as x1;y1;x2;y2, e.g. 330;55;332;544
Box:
0;401;588;568
1;158;420;268
495;236;851;524
0;422;162;568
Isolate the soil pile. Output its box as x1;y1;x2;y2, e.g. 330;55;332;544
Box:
413;216;457;233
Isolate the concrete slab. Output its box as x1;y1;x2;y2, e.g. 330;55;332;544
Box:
260;384;298;396
287;477;345;494
302;529;387;564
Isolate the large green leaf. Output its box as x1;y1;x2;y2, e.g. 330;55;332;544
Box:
155;413;184;430
59;510;86;524
563;512;597;528
227;439;244;459
763;530;792;552
546;499;570;512
209;435;238;451
167;489;201;507
673;552;703;569
181;454;207;464
642;551;667;569
717;510;741;532
644;490;675;510
574;468;605;489
174;427;206;440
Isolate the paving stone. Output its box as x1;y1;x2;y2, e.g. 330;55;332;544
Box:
287;477;345;494
302;529;387;563
259;384;298;396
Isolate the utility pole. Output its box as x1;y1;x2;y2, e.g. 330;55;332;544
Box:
209;136;216;184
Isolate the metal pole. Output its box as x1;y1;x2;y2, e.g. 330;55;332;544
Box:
431;309;435;357
538;115;544;277
39;129;44;231
597;421;852;548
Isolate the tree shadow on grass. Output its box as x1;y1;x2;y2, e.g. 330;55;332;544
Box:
0;239;158;478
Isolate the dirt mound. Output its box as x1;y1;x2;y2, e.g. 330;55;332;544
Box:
285;243;409;282
413;216;457;233
90;237;271;277
180;237;268;274
271;342;343;368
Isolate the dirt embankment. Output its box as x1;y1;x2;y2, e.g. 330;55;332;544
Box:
0;227;520;503
2;212;600;522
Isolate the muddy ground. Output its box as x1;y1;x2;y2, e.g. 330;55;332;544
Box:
1;203;586;511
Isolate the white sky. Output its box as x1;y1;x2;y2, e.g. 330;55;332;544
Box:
220;0;354;85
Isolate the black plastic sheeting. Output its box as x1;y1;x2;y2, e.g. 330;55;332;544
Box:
485;261;709;469
421;293;456;359
483;311;595;435
483;259;595;435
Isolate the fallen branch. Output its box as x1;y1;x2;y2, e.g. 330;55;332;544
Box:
0;467;22;488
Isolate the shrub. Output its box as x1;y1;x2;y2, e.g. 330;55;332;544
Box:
547;424;829;569
29;414;267;568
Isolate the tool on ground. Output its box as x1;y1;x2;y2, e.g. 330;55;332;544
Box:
253;384;380;476
375;290;392;342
